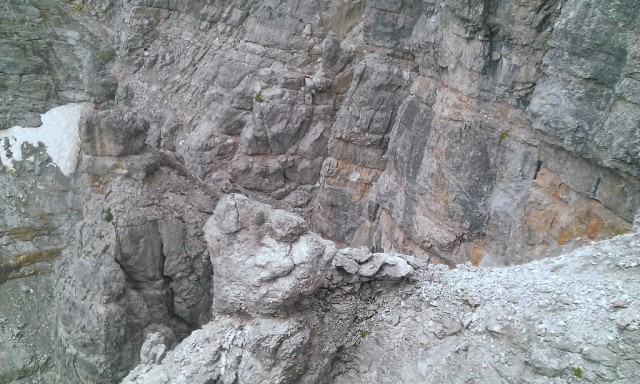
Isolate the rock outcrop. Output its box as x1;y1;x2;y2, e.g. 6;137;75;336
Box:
124;193;417;383
104;0;638;265
2;0;638;266
125;203;639;384
0;0;116;128
50;109;221;383
0;0;639;383
314;0;639;265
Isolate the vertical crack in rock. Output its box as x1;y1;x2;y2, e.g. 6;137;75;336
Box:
0;0;638;383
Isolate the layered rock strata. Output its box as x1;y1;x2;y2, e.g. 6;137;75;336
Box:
0;0;638;383
110;0;640;264
2;0;638;266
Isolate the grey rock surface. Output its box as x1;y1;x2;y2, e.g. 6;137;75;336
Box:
0;0;639;383
49;139;221;382
319;0;638;265
204;194;331;316
0;111;85;383
125;224;639;384
124;193;418;383
80;106;149;157
0;0;114;128
529;0;640;178
204;194;417;316
3;0;636;264
330;233;640;383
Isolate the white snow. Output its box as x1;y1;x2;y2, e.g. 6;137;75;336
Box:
0;103;89;176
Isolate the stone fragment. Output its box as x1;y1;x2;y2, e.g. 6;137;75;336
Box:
611;300;630;308
333;252;360;274
441;315;462;336
486;315;506;335
616;314;634;330
582;346;618;367
357;254;387;277
378;254;414;279
549;341;582;354
528;347;570;377
266;209;307;242
140;333;167;365
211;196;241;234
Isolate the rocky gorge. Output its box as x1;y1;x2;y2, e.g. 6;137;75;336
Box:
0;0;638;383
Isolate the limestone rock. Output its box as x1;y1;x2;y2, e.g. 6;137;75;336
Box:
127;193;420;384
1;1;639;383
115;221;164;282
139;332;168;365
82;51;118;102
528;347;571;377
204;194;416;316
0;1;105;128
126;234;640;384
204;194;324;315
329;234;640;384
123;317;318;384
80;106;149;157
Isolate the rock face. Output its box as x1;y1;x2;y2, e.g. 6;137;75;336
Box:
101;0;639;265
2;0;638;265
0;0;116;128
313;0;639;265
125;208;639;384
80;107;149;157
51;126;220;382
0;0;639;383
124;193;418;383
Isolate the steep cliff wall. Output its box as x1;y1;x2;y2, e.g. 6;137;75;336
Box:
0;0;638;383
2;0;637;265
315;0;639;265
87;0;640;265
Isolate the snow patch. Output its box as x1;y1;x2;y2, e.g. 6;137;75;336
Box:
0;103;89;176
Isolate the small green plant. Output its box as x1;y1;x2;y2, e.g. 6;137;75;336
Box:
101;244;110;254
498;130;509;146
254;91;264;103
572;367;582;378
102;208;113;222
360;329;369;338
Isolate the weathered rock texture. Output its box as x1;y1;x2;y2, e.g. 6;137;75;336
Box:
1;102;220;383
331;233;640;383
125;206;639;384
0;0;639;383
123;193;418;383
0;0;116;128
51;107;221;383
314;0;639;265
106;0;640;265
2;0;638;265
